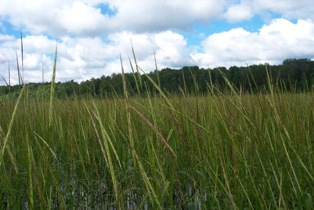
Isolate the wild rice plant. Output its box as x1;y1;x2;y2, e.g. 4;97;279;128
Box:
0;54;313;209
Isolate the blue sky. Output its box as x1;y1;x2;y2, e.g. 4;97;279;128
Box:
0;0;314;85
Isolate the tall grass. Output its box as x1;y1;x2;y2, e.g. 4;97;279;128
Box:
49;46;57;127
0;56;313;209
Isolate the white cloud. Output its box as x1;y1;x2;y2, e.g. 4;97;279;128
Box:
153;31;194;67
1;0;313;37
194;18;314;68
1;1;314;85
55;2;108;35
0;30;195;84
0;0;226;36
0;34;15;43
103;31;195;76
252;0;314;20
106;0;225;32
224;4;254;22
23;35;56;53
2;17;314;85
0;0;107;36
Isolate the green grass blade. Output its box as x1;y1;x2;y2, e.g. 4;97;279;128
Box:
0;84;25;168
49;46;57;127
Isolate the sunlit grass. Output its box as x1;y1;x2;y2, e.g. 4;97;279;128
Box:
0;56;313;209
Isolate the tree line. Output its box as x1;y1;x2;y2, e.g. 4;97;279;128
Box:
1;58;314;99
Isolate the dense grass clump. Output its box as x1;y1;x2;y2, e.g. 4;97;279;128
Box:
0;60;313;209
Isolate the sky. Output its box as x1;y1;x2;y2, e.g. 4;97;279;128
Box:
0;0;314;85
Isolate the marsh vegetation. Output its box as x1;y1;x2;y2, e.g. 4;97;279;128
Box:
0;51;313;209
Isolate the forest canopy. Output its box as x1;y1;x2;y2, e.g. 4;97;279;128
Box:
1;58;313;99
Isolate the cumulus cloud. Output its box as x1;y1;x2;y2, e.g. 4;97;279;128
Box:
105;0;225;32
153;31;195;67
55;2;109;35
222;0;314;23
1;0;313;36
252;0;314;20
1;1;314;85
99;31;195;76
1;17;314;84
193;18;314;68
0;0;107;36
0;30;195;84
0;34;15;44
0;0;226;36
224;4;254;22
